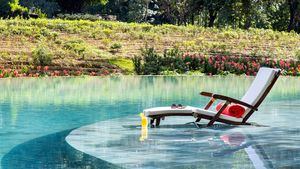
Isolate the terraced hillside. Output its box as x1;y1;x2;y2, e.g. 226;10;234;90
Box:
0;18;299;75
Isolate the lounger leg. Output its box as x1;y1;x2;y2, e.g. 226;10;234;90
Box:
150;119;155;128
207;100;230;127
195;117;201;122
193;122;201;128
155;118;161;127
207;120;215;127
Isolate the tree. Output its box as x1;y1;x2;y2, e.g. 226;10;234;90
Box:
127;0;151;22
0;0;10;17
171;0;191;25
105;0;129;21
8;0;29;17
155;0;203;25
288;0;300;32
203;0;227;27
57;0;107;13
19;0;60;17
267;0;290;31
156;0;178;24
241;0;252;29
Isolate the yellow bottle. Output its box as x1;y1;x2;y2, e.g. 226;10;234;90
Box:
139;113;148;141
140;113;148;127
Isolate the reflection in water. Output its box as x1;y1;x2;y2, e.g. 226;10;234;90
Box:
10;106;18;127
139;113;148;141
67;116;300;169
210;132;272;169
0;113;2;129
0;76;299;106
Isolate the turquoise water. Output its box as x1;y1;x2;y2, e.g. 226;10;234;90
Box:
0;76;300;169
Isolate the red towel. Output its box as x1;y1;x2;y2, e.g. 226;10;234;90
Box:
216;102;245;118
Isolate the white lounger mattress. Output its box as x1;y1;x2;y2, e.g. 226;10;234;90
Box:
143;106;197;117
143;106;243;122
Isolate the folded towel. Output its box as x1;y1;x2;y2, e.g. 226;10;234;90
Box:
216;102;245;118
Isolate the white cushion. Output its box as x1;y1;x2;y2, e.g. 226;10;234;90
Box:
143;67;279;121
193;108;243;122
143;106;197;117
144;106;242;123
241;67;279;117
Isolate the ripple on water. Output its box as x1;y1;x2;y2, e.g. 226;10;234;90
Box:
66;116;300;169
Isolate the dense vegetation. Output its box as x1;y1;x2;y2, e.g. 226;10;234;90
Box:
0;0;300;77
0;0;299;33
133;47;300;76
0;18;299;77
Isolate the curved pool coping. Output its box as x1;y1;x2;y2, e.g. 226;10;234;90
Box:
65;116;274;169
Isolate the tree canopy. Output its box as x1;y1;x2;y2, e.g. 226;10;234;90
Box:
0;0;299;33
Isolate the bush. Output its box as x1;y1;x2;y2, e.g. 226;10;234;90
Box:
20;0;60;17
141;47;162;75
110;43;122;50
9;0;29;17
29;8;47;18
132;47;300;76
63;39;104;59
0;0;10;17
133;47;203;75
132;56;143;75
161;48;186;73
296;50;300;61
133;47;196;75
63;39;86;56
32;45;53;66
56;13;102;21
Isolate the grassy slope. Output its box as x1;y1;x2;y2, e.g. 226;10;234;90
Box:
0;18;299;73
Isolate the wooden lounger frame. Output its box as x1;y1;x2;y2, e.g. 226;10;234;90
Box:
148;70;281;127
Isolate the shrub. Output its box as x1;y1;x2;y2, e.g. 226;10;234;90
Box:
56;13;102;21
162;48;186;73
63;39;104;59
132;47;300;76
132;47;187;75
134;47;201;75
29;8;47;18
141;47;162;75
32;45;53;66
19;0;60;17
160;70;179;75
9;0;29;17
132;56;143;75
110;42;122;53
296;50;300;61
102;38;112;45
63;39;86;56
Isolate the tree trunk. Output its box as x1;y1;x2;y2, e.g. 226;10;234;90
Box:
244;16;252;29
143;0;150;22
191;13;195;25
288;0;299;31
242;0;252;29
208;10;217;27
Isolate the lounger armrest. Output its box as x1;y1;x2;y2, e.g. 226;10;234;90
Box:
200;92;214;97
212;94;258;111
200;91;257;111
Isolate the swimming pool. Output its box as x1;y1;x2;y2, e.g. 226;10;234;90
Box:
1;76;300;168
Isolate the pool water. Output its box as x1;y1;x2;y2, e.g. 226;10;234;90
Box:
0;76;300;169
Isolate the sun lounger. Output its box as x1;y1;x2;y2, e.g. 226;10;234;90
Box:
143;67;281;127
